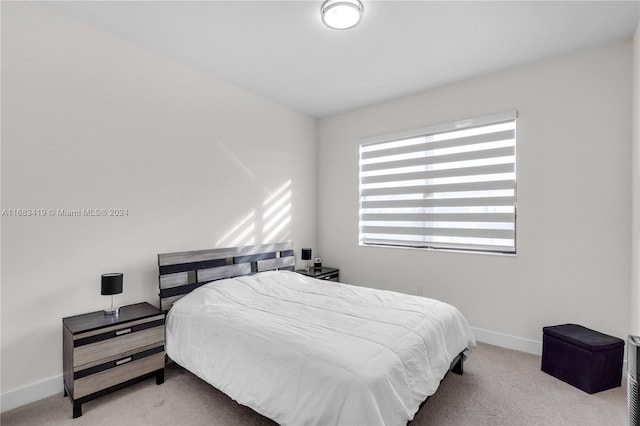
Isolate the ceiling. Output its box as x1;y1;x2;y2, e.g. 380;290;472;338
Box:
46;1;639;118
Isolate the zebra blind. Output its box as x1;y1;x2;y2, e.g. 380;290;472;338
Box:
359;111;517;254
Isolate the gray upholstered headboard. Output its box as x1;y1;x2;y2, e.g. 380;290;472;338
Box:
158;242;295;311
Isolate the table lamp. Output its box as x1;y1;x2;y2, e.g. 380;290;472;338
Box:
101;273;123;315
301;248;312;272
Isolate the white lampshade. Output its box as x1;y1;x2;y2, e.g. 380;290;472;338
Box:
321;0;364;30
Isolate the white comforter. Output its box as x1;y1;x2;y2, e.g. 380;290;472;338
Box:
166;270;476;426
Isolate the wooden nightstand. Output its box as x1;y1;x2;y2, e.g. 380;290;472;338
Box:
62;302;165;418
296;267;339;282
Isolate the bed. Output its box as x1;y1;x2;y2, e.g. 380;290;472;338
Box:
158;242;476;425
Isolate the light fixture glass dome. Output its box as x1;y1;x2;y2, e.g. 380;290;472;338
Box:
321;0;364;30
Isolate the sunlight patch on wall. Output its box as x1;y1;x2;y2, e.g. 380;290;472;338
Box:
216;211;256;247
215;180;292;247
263;180;292;243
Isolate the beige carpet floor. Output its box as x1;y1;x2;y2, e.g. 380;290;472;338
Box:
1;343;627;425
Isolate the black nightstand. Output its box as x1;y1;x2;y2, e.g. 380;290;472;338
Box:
296;267;339;282
62;302;165;418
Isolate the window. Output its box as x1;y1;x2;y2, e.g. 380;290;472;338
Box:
359;111;517;254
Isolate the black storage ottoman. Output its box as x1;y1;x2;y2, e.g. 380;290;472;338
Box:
541;324;624;394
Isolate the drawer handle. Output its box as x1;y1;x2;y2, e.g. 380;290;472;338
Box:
115;357;132;366
115;328;132;336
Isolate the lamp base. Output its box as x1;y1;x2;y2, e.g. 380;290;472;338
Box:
103;307;119;315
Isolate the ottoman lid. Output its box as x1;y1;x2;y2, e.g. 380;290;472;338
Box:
543;324;624;352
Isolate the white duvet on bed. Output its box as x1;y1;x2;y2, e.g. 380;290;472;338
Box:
166;270;476;426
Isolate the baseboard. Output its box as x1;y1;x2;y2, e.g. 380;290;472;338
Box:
0;375;63;413
470;326;628;381
471;326;543;355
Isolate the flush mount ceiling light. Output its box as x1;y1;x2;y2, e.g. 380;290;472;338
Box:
321;0;364;30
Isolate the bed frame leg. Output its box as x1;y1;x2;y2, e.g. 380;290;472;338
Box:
452;354;464;375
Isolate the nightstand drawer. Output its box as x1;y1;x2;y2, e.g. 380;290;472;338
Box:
74;351;165;398
74;324;164;368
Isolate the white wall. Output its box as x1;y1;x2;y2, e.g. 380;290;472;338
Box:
632;21;640;336
318;40;632;347
1;2;316;406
